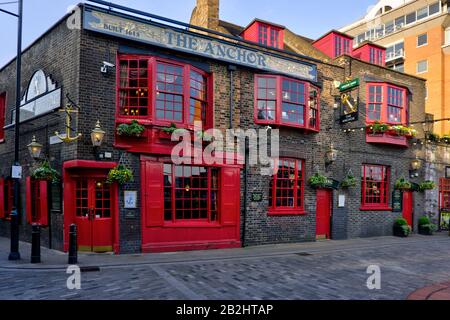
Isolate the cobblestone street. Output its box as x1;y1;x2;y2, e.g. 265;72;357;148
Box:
1;234;450;300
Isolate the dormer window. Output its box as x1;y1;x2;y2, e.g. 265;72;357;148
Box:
313;31;354;59
242;19;285;50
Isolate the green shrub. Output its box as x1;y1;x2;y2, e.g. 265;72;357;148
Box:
340;175;357;188
395;178;412;190
419;181;436;191
308;173;329;188
418;216;431;226
394;218;408;226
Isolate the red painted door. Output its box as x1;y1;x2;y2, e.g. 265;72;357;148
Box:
316;189;332;239
403;191;413;227
74;177;114;252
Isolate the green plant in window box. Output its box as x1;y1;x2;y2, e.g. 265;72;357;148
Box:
308;173;330;189
161;123;180;134
393;218;412;237
107;164;134;185
395;178;412;191
340;175;357;189
31;160;60;184
117;120;145;137
418;215;437;235
390;125;417;138
418;180;436;192
367;122;390;135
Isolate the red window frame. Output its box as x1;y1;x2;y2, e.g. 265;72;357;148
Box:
366;83;408;125
25;177;49;226
439;178;450;210
361;164;391;211
334;36;351;57
269;158;305;215
0;92;6;142
0;178;14;220
116;55;213;130
369;48;384;65
163;164;220;224
255;75;320;131
258;24;280;49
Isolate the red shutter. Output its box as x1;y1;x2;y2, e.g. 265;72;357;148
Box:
0;178;4;219
220;167;240;226
39;180;48;227
143;161;164;227
26;177;32;224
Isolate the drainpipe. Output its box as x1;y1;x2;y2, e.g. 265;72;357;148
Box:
242;138;249;247
227;65;237;129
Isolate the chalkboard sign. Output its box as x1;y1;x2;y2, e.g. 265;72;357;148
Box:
392;190;403;212
251;193;263;202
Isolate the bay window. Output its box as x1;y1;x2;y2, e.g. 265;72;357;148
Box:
366;83;408;125
269;158;305;215
255;75;320;131
163;164;219;223
117;55;211;129
361;164;390;210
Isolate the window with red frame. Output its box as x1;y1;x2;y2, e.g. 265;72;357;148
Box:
0;92;6;142
258;24;280;48
0;178;13;219
334;36;351;57
255;75;320;130
439;178;450;210
361;165;390;209
117;55;210;128
370;48;384;65
269;159;304;214
163;164;219;222
366;83;408;124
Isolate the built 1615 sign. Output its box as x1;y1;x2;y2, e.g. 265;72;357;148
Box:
83;7;318;82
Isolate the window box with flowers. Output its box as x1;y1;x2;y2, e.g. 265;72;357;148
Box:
117;120;146;138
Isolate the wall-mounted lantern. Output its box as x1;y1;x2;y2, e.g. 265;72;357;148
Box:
410;157;422;178
325;145;338;165
91;120;106;147
27;136;43;160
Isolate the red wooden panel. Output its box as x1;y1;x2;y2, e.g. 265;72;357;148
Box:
143;161;165;227
39;180;48;227
26;177;32;224
0;178;4;219
220;167;240;226
0;93;6;141
403;191;413;227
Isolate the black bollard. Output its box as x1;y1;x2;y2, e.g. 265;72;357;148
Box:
8;209;21;261
31;224;41;264
68;224;78;264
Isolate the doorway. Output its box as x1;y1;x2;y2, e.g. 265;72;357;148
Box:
316;189;332;240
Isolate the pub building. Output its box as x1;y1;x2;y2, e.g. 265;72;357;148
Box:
0;0;441;255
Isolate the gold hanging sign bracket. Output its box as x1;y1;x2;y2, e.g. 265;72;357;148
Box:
54;102;83;143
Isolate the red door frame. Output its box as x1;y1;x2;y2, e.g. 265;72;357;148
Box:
316;189;332;239
402;191;414;228
63;160;119;254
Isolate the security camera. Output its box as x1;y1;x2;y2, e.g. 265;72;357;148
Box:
101;61;115;73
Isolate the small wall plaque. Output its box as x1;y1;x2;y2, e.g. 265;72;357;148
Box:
124;191;137;209
251;192;263;202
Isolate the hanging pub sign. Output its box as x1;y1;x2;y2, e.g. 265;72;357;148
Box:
392;190;403;212
339;78;359;124
83;6;317;82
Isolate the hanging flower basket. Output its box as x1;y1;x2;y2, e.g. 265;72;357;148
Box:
31;160;60;184
418;180;436;192
107;164;134;185
395;178;412;191
340;175;357;189
308;173;332;189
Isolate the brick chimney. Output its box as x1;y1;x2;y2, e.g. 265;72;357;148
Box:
190;0;220;31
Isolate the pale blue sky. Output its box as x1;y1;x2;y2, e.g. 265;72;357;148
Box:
0;0;377;68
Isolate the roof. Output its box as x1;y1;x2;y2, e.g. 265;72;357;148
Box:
354;41;386;50
312;29;354;44
240;18;286;32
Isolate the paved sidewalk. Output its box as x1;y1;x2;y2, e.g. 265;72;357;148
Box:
0;233;448;270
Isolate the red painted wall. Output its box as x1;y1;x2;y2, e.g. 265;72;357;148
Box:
353;44;386;66
313;31;353;58
241;21;284;50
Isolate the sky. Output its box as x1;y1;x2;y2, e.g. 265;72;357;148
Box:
0;0;378;68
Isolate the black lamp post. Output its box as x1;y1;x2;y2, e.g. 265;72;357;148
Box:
1;0;23;261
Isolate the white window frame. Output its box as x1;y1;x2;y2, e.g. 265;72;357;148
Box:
417;33;428;47
416;60;428;74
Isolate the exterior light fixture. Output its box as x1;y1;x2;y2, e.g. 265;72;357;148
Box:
411;158;422;171
27;136;43;159
91;120;106;147
325;145;338;165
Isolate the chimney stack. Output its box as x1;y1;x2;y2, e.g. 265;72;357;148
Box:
190;0;220;31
